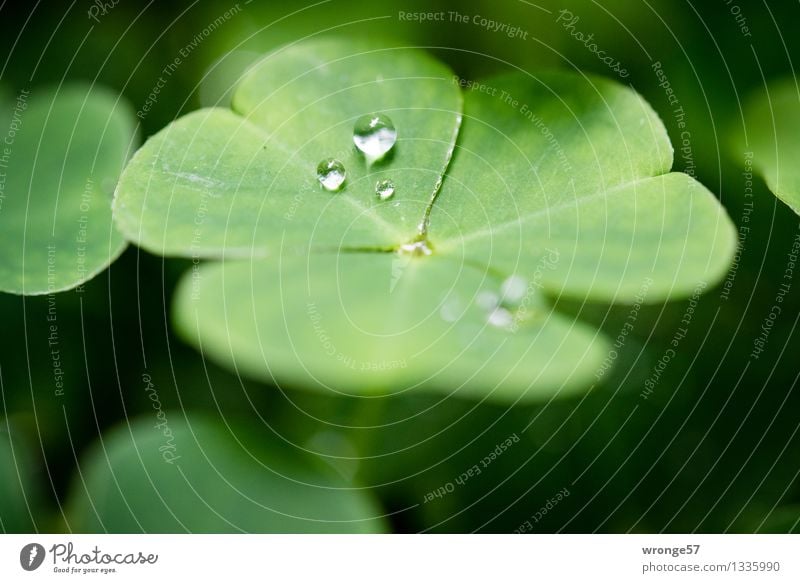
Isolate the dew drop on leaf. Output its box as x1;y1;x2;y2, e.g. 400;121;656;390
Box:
476;288;518;329
440;296;463;323
375;178;395;200
316;158;346;191
500;275;528;305
487;307;514;329
398;239;433;257
476;290;500;311
353;113;397;162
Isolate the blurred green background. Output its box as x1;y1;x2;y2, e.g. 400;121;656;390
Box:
0;0;799;533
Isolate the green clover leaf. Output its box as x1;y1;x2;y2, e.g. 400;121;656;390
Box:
113;39;461;255
113;39;735;402
67;415;386;533
740;79;800;214
0;85;137;294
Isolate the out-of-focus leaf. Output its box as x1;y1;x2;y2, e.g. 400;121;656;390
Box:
0;85;136;294
174;255;609;401
67;415;386;533
740;79;800;215
0;420;42;532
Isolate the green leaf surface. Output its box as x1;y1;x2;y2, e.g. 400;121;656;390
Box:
0;85;137;294
67;415;386;533
115;38;735;401
741;79;800;215
174;254;609;401
430;71;735;302
113;39;462;256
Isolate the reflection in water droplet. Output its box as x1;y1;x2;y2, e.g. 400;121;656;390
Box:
501;275;528;305
353;113;397;163
487;307;514;329
316;158;346;191
375;179;395;200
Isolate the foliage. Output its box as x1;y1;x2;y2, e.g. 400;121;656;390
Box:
0;85;136;294
116;39;735;401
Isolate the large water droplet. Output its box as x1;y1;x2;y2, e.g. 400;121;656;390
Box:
316;158;346;191
375;179;395;200
353;113;397;163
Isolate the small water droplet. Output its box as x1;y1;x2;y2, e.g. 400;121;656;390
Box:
487;307;514;329
375;179;395;200
476;291;500;311
440;296;463;323
501;275;528;305
316;158;346;191
398;239;433;257
353;113;396;163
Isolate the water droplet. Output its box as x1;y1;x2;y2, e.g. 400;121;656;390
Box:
476;291;500;311
353;113;396;163
487;307;514;329
375;179;395;200
440;296;463;323
398;239;433;257
501;275;528;305
316;158;346;191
